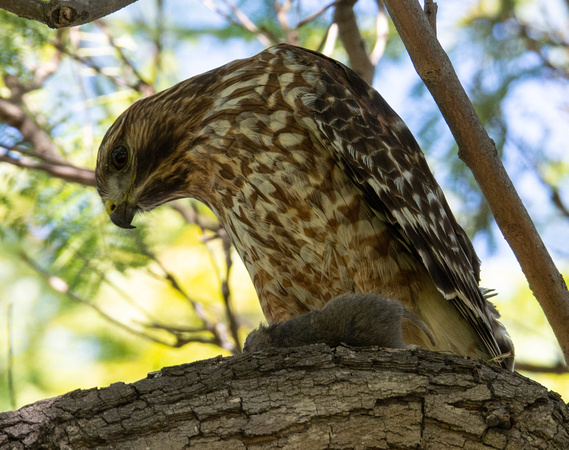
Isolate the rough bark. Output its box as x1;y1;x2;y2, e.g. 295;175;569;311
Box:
1;346;567;449
383;0;569;364
0;0;138;28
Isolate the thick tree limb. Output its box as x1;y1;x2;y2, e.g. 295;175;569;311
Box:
0;346;567;448
383;0;569;364
0;0;137;28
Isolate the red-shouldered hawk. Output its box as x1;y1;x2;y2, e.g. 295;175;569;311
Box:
95;44;514;369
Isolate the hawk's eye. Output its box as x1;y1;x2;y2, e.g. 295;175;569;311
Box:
111;146;129;171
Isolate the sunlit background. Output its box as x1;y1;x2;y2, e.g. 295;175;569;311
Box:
1;0;568;412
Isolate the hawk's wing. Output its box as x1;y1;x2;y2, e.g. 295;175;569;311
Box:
291;48;505;362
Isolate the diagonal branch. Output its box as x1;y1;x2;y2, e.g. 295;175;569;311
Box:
0;98;59;159
296;1;337;29
0;39;63;160
51;39;146;93
20;252;177;347
0;148;96;186
383;0;569;364
94;20;154;96
201;0;275;47
424;0;438;36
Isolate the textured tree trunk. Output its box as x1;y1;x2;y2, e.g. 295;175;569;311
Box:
1;346;567;449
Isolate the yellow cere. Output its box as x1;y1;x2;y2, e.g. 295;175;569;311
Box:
105;200;117;215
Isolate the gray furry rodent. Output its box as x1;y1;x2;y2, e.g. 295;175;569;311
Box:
244;293;436;352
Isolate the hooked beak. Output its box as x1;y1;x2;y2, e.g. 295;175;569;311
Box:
108;202;136;229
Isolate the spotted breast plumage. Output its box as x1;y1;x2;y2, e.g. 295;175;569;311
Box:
95;44;514;369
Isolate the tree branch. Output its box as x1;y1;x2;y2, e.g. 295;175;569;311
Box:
319;22;339;56
274;0;299;46
3;30;64;103
220;230;241;351
369;0;388;65
383;0;569;363
134;235;237;354
94;20;154;96
51;38;148;94
515;361;568;374
0;148;96;186
424;0;438;36
333;0;375;84
296;1;337;29
169;201;222;232
0;0;138;29
0;98;59;160
1;346;567;447
200;0;275;48
20;252;177;347
510;136;569;220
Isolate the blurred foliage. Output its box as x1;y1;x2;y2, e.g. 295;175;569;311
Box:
0;0;568;412
0;11;53;77
400;0;569;247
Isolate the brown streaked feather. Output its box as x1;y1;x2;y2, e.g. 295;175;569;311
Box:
96;44;514;369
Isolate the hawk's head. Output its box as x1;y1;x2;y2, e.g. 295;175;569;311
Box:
95;81;215;229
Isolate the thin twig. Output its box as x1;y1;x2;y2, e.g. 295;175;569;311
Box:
143;323;210;333
68;28;95;154
151;0;164;83
51;39;144;93
134;234;237;352
20;252;177;347
220;229;241;351
509;136;569;219
201;0;274;47
0;98;59;160
169;201;222;232
3;30;64;103
6;301;16;410
296;1;337;29
95;20;154;96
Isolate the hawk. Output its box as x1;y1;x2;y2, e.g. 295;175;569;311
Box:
96;44;514;369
